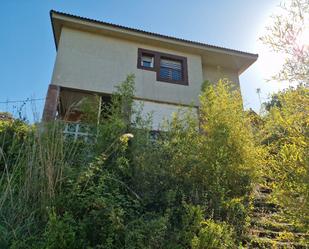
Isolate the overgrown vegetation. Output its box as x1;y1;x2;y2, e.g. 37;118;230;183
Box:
260;84;309;226
1;69;308;249
259;0;309;231
1;74;272;248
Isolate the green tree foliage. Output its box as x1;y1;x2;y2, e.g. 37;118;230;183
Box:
261;84;309;226
191;219;235;249
199;80;262;215
261;0;309;84
260;0;309;83
259;0;309;228
0;115;31;171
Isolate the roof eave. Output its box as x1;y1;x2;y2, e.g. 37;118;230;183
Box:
50;10;58;50
50;10;258;74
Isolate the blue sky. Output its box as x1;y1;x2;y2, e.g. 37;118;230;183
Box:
0;0;285;120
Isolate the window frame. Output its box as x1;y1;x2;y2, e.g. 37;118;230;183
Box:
137;49;157;72
137;48;188;85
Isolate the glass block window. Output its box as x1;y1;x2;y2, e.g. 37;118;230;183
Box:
63;123;94;142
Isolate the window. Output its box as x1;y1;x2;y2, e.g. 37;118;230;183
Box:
141;54;154;68
138;49;156;71
137;48;188;85
63;122;95;142
159;58;183;81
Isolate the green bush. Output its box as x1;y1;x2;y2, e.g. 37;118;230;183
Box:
261;84;309;226
125;214;168;249
43;210;79;249
191;219;236;249
0;116;31;172
198;79;262;217
224;197;251;237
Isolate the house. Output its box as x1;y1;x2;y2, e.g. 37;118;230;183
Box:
43;10;258;132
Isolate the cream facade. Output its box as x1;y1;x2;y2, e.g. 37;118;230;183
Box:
43;10;258;129
52;27;203;107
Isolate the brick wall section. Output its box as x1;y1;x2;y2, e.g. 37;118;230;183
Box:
42;84;60;121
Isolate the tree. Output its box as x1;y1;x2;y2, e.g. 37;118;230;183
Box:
261;84;309;226
260;0;309;84
260;0;309;227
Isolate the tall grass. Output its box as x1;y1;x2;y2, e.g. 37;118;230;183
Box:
0;121;85;246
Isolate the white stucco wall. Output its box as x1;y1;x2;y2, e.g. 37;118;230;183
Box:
202;64;240;88
52;27;204;106
51;27;242;109
132;100;198;130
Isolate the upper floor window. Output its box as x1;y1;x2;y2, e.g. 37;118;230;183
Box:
141;54;154;68
159;58;183;81
137;48;188;85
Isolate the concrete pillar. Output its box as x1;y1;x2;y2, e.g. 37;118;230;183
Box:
42;84;60;121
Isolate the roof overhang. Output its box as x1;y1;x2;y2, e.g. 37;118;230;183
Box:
50;10;258;75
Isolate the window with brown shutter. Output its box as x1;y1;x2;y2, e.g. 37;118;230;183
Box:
137;48;188;85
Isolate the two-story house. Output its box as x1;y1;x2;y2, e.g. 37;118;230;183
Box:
43;10;257;134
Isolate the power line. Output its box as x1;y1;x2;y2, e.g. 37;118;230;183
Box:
0;98;45;104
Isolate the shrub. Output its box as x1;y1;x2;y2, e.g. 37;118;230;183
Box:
199;79;262;213
43;210;80;249
125;214;168;249
224;197;251;237
191;219;236;249
261;84;309;226
0;116;31;172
